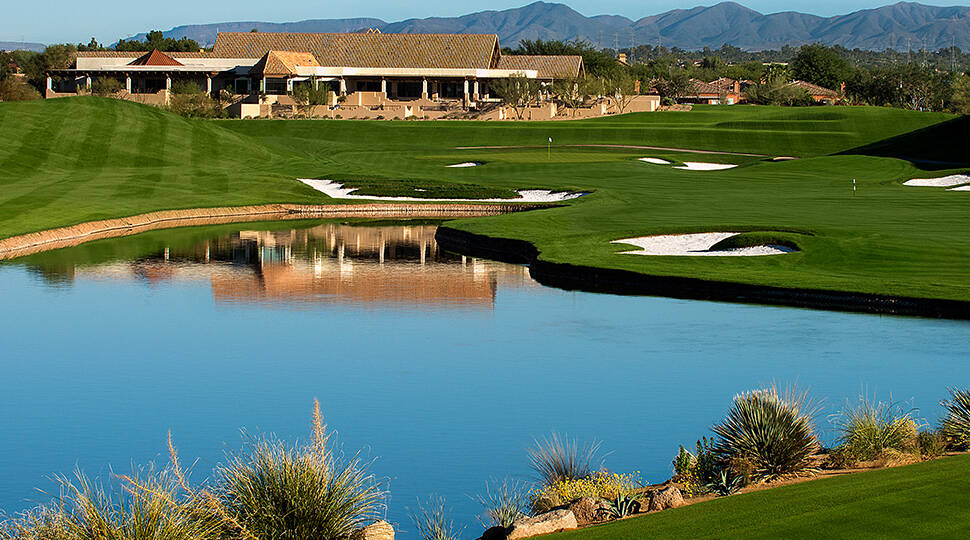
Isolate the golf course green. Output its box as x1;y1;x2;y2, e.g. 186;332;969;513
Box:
1;96;968;310
552;453;970;539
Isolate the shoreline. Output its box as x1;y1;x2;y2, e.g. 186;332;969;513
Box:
433;226;970;320
0;202;545;261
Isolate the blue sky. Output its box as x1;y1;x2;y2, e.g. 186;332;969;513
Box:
4;0;970;44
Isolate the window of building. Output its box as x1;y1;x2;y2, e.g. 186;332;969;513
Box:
265;78;287;95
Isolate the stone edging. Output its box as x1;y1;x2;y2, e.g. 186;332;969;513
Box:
433;226;970;320
0;203;545;260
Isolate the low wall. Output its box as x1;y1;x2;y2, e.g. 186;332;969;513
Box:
0;203;546;260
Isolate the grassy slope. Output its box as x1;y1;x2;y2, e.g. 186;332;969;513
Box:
0;97;323;238
553;454;970;539
2;98;968;302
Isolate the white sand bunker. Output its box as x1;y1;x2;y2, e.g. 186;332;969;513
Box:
904;174;970;188
674;162;738;171
949;185;970;191
612;232;795;257
298;179;586;203
639;157;672;165
446;162;483;168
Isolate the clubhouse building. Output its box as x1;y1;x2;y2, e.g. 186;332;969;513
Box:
44;31;651;119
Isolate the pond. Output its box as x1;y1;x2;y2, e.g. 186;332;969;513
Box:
1;219;968;537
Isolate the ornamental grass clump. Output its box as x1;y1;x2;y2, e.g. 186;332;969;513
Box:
941;387;970;449
475;478;530;528
408;496;461;540
712;386;820;482
0;462;224;540
831;395;920;462
527;433;602;487
213;400;384;540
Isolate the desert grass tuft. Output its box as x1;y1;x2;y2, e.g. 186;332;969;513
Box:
832;395;920;462
527;432;603;487
408;495;461;540
213;400;384;540
474;478;530;528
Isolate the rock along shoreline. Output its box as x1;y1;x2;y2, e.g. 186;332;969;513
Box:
433;226;970;320
0;203;547;261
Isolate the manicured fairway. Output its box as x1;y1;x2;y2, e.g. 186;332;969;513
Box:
552;453;970;539
1;97;968;304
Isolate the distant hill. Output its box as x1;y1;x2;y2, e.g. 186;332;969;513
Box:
0;41;46;52
121;1;970;51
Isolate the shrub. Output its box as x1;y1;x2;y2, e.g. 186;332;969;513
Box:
92;77;122;96
213;401;384;540
171;80;202;95
0;77;41;101
941;387;970;449
712;386;820;482
167;93;228;118
527;433;602;486
475;478;529;528
529;472;642;511
917;430;947;458
408;496;461;540
705;470;744;496
832;396;920;461
671;438;722;496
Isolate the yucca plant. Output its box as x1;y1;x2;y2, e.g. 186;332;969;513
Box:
832;396;920;460
475;478;529;528
712;386;820;482
941;387;970;450
705;470;744;497
408;496;461;540
214;400;385;540
527;433;602;486
603;491;640;519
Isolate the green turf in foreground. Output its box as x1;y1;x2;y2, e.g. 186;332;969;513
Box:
553;454;970;539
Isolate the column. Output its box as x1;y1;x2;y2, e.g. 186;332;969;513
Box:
261;77;266;94
165;75;171;91
46;76;52;91
206;75;212;95
463;79;470;107
125;75;131;93
473;80;479;101
85;75;92;89
339;78;347;95
380;78;387;96
421;78;428;99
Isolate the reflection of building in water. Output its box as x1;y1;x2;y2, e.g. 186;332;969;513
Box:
69;224;534;309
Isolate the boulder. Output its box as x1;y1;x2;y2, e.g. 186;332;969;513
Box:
648;486;684;511
479;525;510;540
350;520;394;540
567;497;610;525
507;509;578;540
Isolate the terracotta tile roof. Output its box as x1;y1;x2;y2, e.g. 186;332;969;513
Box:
687;77;739;96
787;80;838;97
249;51;319;76
496;55;583;79
213;32;500;69
129;49;183;66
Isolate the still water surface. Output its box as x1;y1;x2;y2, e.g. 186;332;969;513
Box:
1;220;968;535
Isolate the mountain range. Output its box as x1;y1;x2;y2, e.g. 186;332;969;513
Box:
126;1;970;52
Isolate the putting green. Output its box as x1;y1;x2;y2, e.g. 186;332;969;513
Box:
1;97;968;306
